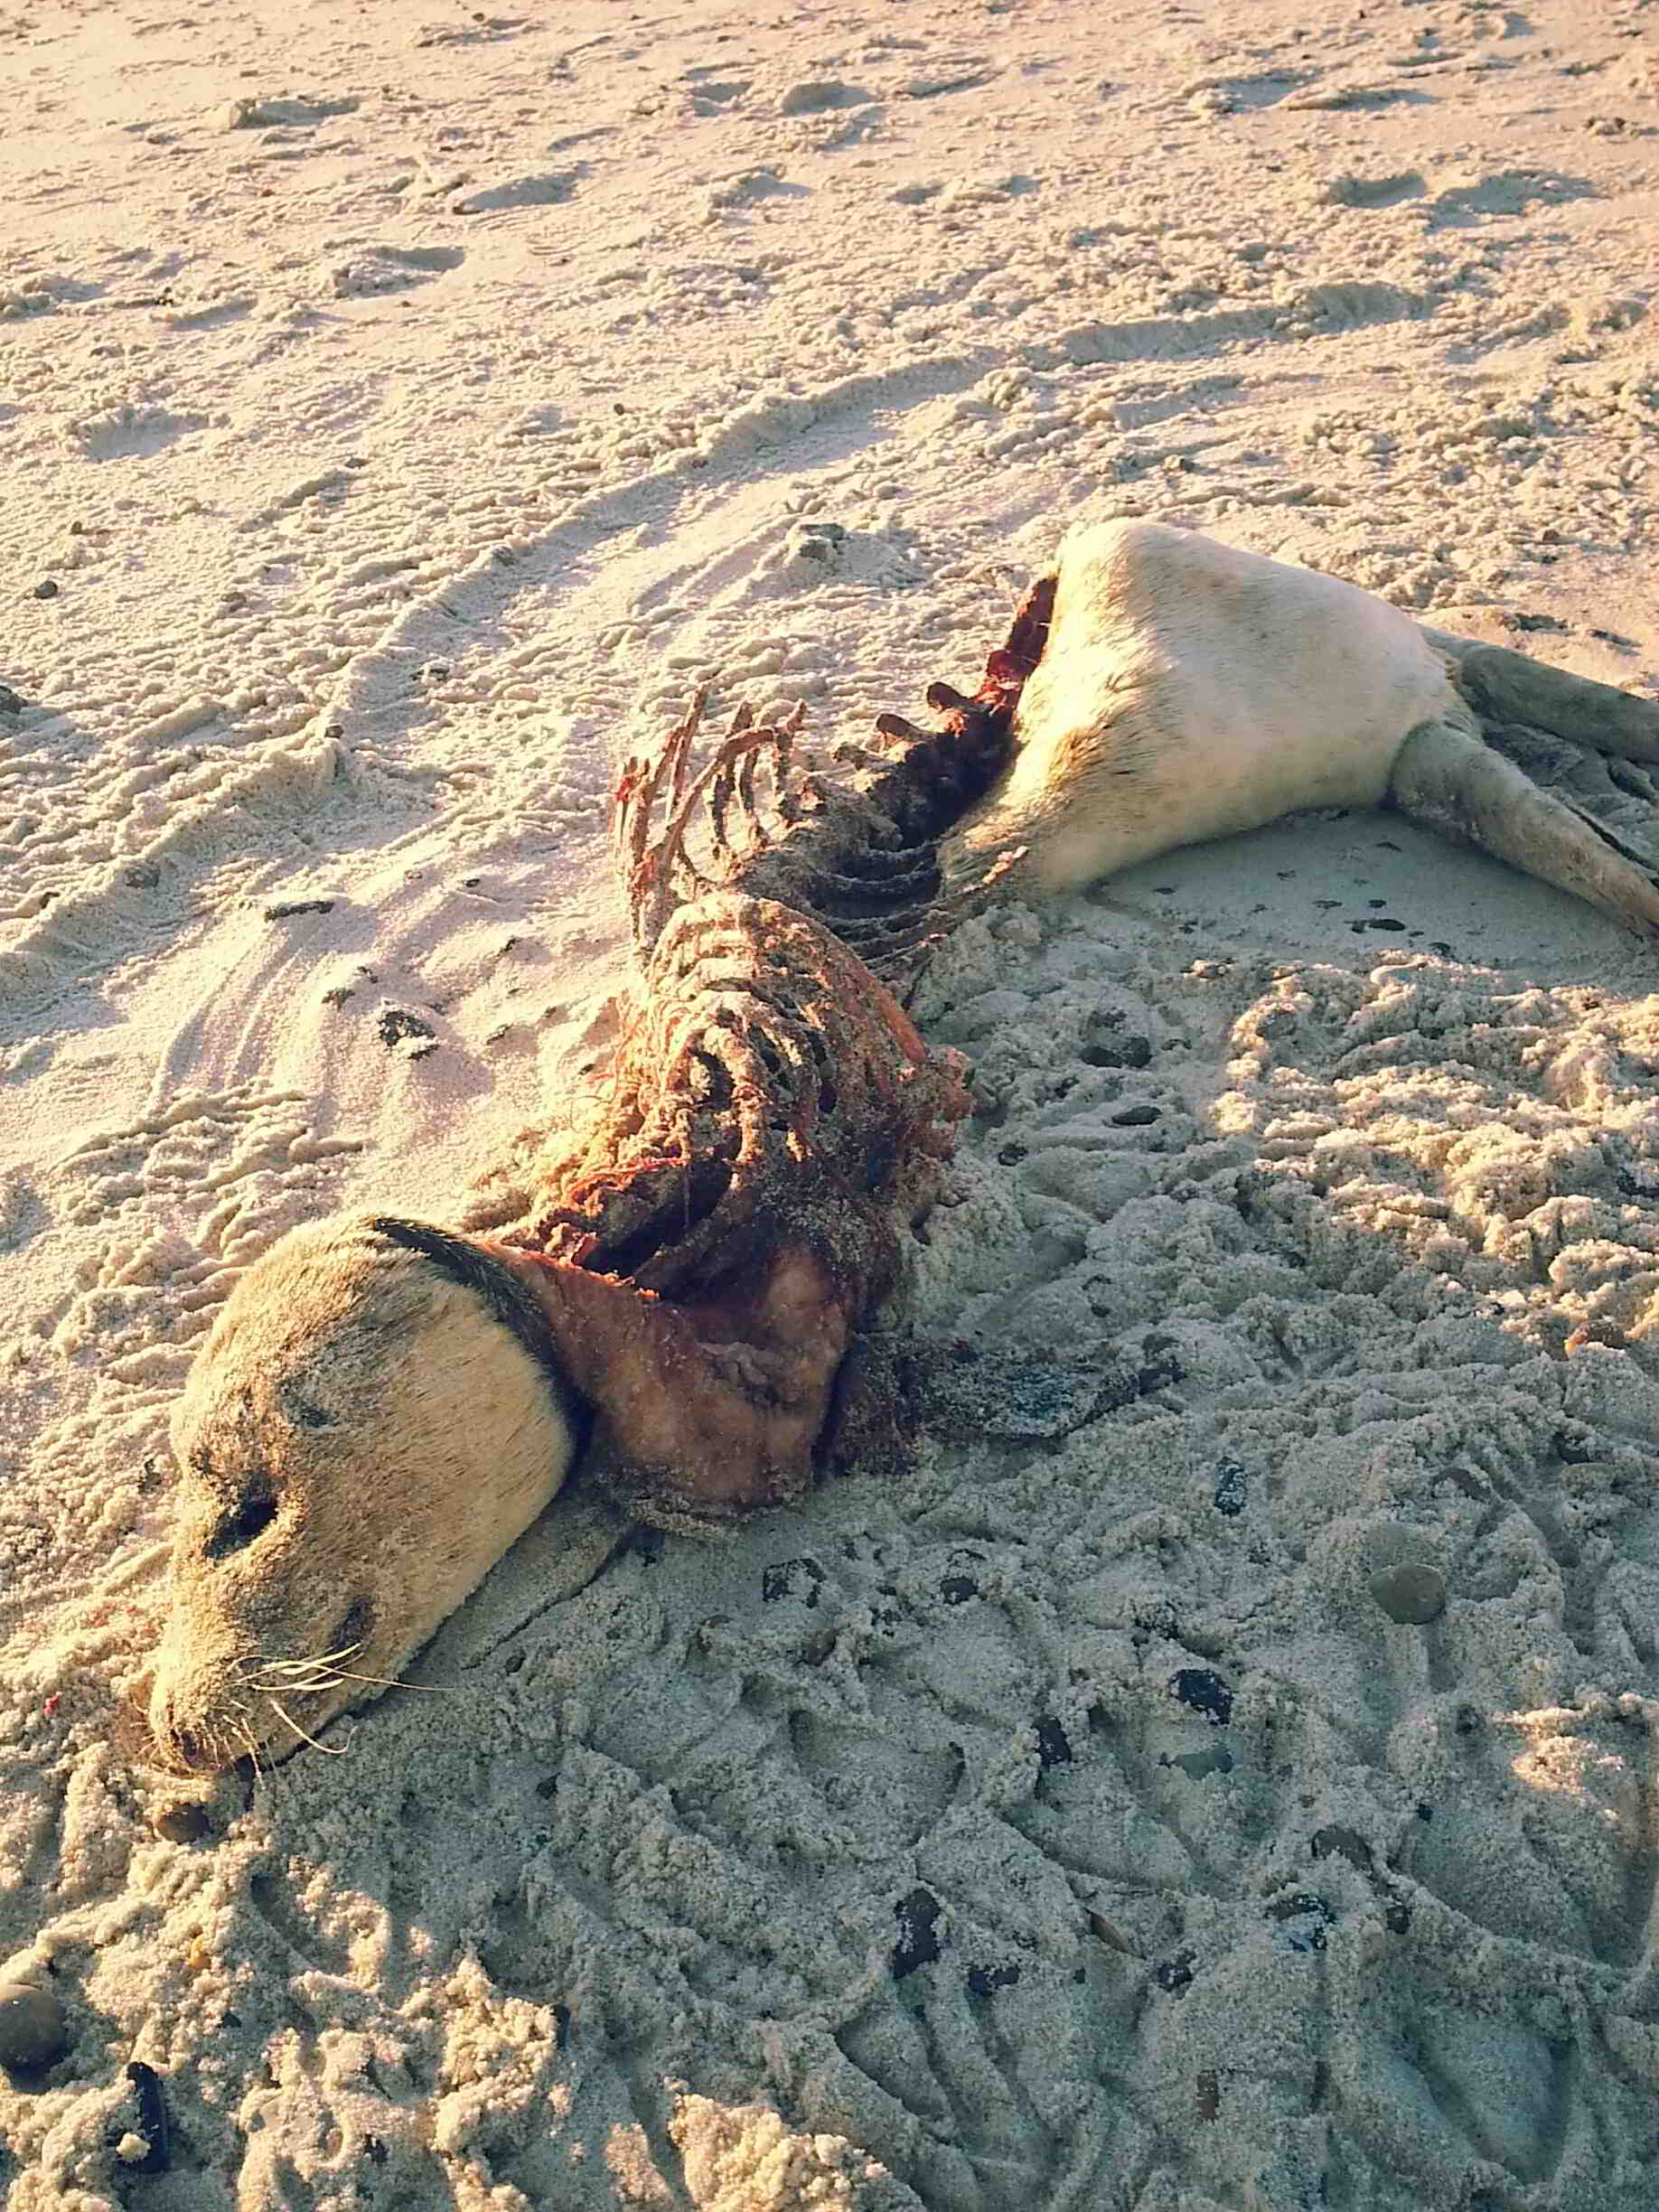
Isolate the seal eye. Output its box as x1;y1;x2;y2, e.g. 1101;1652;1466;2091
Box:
333;1598;375;1656
278;1381;334;1429
203;1486;277;1561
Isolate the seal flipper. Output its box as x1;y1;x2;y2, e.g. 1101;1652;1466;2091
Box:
1389;716;1659;937
1420;629;1659;764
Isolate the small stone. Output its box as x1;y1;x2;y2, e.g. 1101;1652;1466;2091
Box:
1369;1563;1447;1625
1154;1949;1195;1994
32;579;60;600
124;2060;171;2172
0;1983;70;2070
263;898;334;921
1213;1460;1247;1516
1310;1823;1372;1870
378;1008;436;1056
761;1555;824;1606
966;1960;1019;1997
1035;1716;1073;1768
892;1886;942;1979
1168;1668;1233;1725
153;1802;211;1844
0;682;24;714
1167;1743;1233;1779
1266;1891;1336;1953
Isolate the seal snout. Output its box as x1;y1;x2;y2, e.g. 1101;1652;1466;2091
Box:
148;1670;240;1776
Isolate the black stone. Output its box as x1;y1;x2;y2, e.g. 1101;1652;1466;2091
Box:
123;2062;171;2173
762;1556;824;1606
966;1962;1020;1998
1035;1717;1073;1768
1154;1949;1195;1994
892;1887;943;1979
1167;1668;1233;1726
1213;1461;1247;1516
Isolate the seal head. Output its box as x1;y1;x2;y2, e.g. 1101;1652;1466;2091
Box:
148;1213;582;1773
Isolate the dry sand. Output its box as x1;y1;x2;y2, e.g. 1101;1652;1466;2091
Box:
4;0;1659;2205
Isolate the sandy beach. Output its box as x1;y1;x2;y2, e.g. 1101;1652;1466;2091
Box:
4;0;1659;2204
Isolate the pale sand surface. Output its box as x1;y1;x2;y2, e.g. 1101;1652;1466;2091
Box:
4;0;1659;2205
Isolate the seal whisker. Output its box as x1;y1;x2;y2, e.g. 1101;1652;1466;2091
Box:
234;1718;266;1776
306;1666;461;1693
267;1695;351;1758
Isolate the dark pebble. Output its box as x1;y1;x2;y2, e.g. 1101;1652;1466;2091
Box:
1213;1460;1247;1516
123;2061;171;2173
1167;1743;1233;1779
1266;1891;1335;1952
153;1803;211;1844
1112;1102;1160;1126
1035;1716;1072;1768
264;898;335;921
0;1983;70;2069
761;1555;824;1606
892;1886;942;1979
1310;1823;1371;1870
1168;1668;1233;1726
0;682;24;715
1080;1023;1152;1069
33;580;60;600
966;1961;1019;1998
1154;1949;1195;1994
378;1008;436;1051
1369;1563;1446;1625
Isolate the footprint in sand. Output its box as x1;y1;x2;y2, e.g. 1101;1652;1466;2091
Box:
1427;166;1601;227
414;14;528;46
449;168;581;215
777;80;875;117
68;401;211;461
329;243;464;298
1323;170;1428;209
220;92;361;131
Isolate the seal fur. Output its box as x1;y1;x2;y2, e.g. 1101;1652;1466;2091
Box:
932;519;1659;934
150;1214;585;1774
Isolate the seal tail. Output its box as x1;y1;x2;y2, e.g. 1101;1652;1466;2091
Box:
1389;716;1659;937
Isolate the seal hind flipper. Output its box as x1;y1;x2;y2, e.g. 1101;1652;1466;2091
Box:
1422;629;1659;764
1389;716;1659;937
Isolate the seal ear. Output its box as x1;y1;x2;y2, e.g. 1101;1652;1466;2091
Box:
368;1217;579;1400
